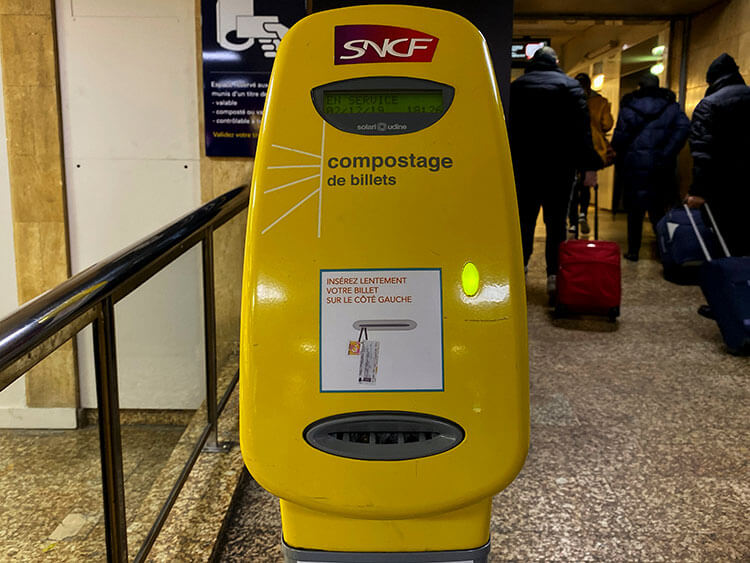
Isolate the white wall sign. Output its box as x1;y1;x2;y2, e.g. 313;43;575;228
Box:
320;269;444;392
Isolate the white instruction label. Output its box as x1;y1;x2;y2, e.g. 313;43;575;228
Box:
320;269;444;392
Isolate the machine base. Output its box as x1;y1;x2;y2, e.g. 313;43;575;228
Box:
279;498;492;553
282;539;490;563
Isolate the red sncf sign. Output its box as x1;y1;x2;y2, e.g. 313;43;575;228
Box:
334;25;438;65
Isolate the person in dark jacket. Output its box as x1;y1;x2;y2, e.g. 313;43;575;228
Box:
612;74;689;261
686;53;750;258
686;53;750;320
510;47;600;298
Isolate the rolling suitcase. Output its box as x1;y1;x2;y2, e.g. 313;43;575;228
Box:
656;206;716;284
555;185;621;321
685;203;750;355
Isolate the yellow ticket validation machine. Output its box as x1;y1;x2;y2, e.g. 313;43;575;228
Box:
240;5;528;562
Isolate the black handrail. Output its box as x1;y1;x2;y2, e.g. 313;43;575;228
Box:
0;185;248;384
0;184;250;562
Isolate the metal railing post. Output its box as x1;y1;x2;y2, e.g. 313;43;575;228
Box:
202;228;226;453
93;298;128;562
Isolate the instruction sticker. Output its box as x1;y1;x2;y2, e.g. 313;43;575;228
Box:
320;269;444;392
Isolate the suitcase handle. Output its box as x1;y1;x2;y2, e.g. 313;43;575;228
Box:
682;202;731;262
702;203;731;258
566;180;600;240
594;183;599;240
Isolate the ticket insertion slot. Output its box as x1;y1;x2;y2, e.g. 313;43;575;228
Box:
304;411;465;461
352;319;417;331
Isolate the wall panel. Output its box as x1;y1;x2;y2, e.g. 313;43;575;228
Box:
58;0;204;409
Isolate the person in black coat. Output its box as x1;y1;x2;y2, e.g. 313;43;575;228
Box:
510;47;600;298
612;74;689;261
686;53;750;258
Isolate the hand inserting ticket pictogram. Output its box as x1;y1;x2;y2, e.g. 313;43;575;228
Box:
349;320;417;385
216;0;289;57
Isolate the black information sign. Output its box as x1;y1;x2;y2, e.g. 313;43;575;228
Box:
201;0;306;157
511;37;550;68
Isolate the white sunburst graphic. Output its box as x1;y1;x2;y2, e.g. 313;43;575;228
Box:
261;123;326;237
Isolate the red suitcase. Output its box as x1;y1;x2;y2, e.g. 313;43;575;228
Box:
555;185;621;321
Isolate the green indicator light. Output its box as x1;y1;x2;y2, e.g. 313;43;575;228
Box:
462;262;480;296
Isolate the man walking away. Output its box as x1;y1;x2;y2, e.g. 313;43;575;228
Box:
685;53;750;319
569;73;614;235
686;53;750;257
510;47;600;300
612;74;689;262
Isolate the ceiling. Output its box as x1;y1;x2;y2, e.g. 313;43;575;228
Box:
514;0;720;18
512;19;665;53
514;20;597;35
513;20;597;46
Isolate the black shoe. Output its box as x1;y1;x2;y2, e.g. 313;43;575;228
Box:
578;215;590;235
697;304;715;319
547;275;557;306
623;252;639;262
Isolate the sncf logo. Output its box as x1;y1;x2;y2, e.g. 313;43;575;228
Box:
334;25;438;65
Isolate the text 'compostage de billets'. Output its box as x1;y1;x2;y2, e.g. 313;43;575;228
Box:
326;153;453;187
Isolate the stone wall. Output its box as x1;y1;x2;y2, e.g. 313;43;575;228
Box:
677;0;749;195
0;0;76;408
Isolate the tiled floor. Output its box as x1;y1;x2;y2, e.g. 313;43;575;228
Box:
216;211;749;562
0;423;185;561
0;357;242;562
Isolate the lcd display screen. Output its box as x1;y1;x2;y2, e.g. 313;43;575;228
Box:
323;90;443;114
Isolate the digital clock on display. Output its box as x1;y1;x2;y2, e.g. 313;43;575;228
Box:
323;90;443;115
